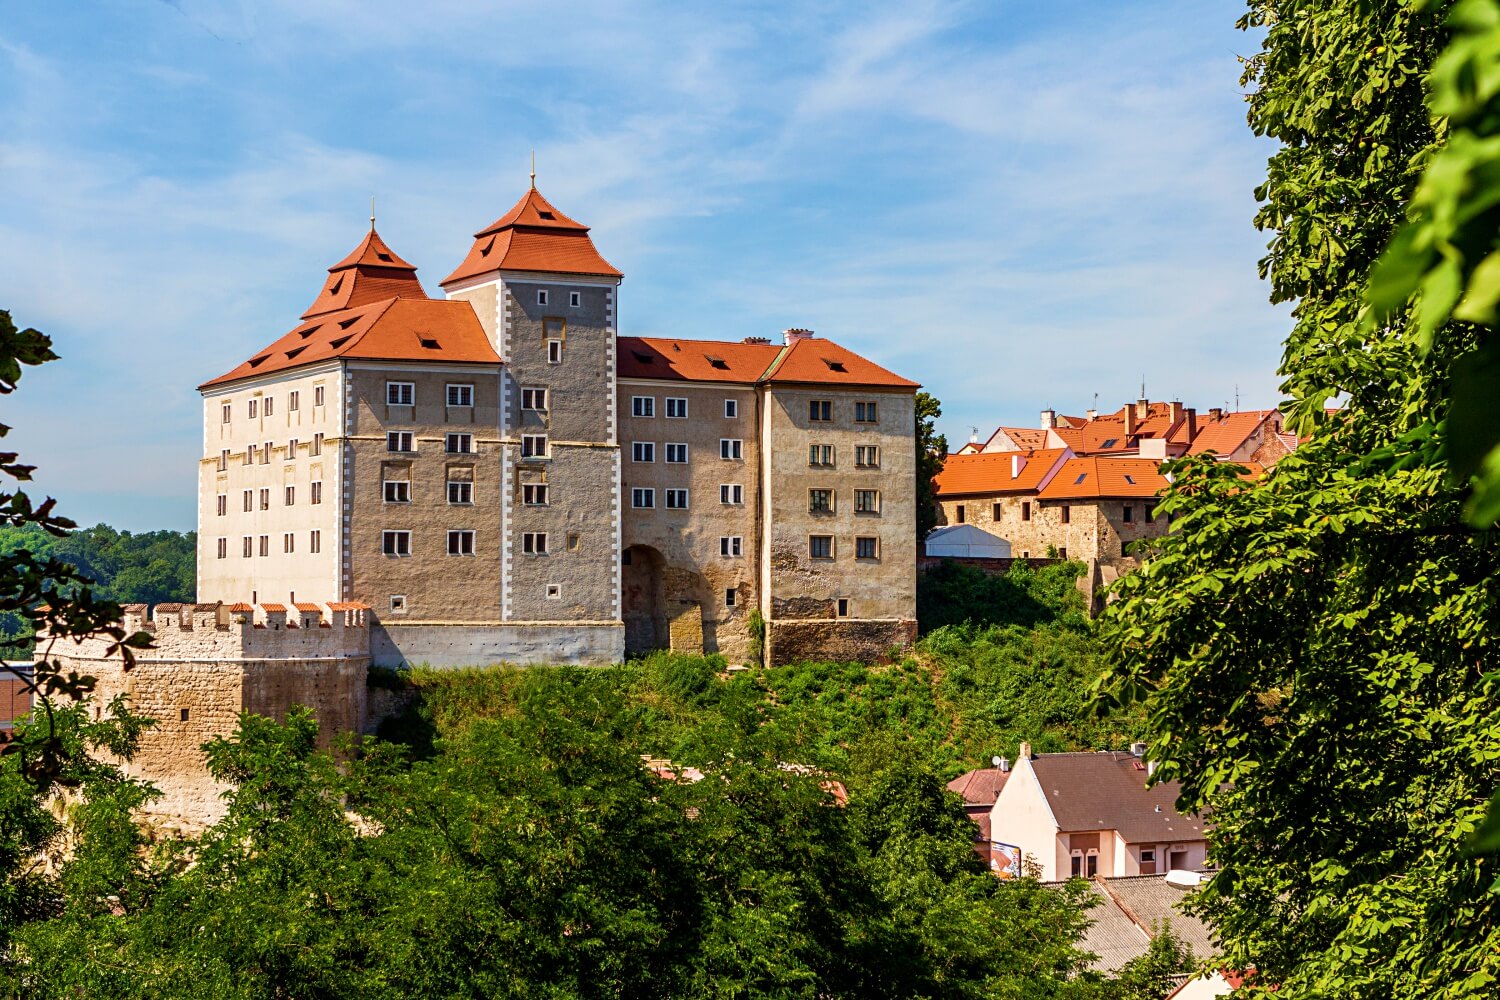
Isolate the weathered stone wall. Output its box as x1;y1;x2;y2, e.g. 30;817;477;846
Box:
370;621;623;667
765;618;918;666
937;495;1168;564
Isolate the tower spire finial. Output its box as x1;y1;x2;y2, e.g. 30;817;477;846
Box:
530;149;536;190
369;195;376;232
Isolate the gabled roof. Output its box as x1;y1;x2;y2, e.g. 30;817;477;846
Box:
302;228;427;319
984;426;1053;451
947;767;1010;807
1188;409;1278;458
933;448;1070;497
442;186;621;285
761;337;919;389
616;335;918;390
1036;456;1170;500
1027;751;1205;843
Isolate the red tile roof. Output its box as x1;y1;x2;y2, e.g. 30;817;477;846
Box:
933;448;1069;497
442;187;621;285
259;603;288;613
617;335;917;390
302;228;426;319
947;767;1010;807
293;602;322;612
1188;409;1277;458
761;337;920;389
228;603;254;613
985;426;1052;451
1036;456;1170;500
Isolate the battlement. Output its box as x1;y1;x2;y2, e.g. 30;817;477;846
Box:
48;600;371;663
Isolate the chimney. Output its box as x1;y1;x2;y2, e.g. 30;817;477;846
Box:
1185;407;1197;441
1135;398;1150;419
1085;408;1097;421
1208;407;1223;422
1040;408;1056;430
1019;741;1033;761
783;327;815;345
1168;400;1184;424
742;336;771;345
1011;453;1026;479
1124;405;1138;436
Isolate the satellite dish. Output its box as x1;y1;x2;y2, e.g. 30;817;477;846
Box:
991;755;1003;768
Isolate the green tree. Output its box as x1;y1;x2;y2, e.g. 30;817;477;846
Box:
916;390;948;543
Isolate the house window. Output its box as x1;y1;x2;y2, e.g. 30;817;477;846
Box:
809;399;832;422
288;390;299;411
1059;547;1069;559
665;443;688;463
836;598;850;618
284;486;295;506
1123;505;1134;523
242;536;253;558
632;441;655;463
312;433;323;456
537;289;549;305
992;502;1003;520
248;399;258;419
720;439;743;460
314;385;325;407
447;530;475;556
1140;849;1157;875
808;489;834;513
387;431;414;453
809;535;833;559
566;532;581;552
181;708;190;722
569;291;580;308
724;399;738;418
390;595;407;612
218;449;230;472
665;488;689;509
216;537;227;559
632;488;655;509
258;534;269;557
725;588;737;608
855;401;878;423
855;445;879;467
259;488;270;511
382;530;411;556
384;480;411;503
287;438;298;460
283;532;295;553
1061;505;1072;524
1087;853;1099;877
216;494;227;517
632;396;655;418
448;481;473;505
548;339;563;364
446;433;473;454
809;444;835;467
856;536;879;559
720;484;743;505
245;445;256;466
854;489;880;514
261;441;272;464
311;481;322;505
547;583;563;599
665;397;688;418
242;489;252;512
386;382;414;406
956;505;966;524
1021;501;1032;522
521;387;548;410
521;434;548;458
264;397;274;416
720;536;743;557
310;530;321;553
1145;502;1156;522
522;532;548;555
221;402;231;424
1070;853;1083;878
522;483;549;505
447;384;473;407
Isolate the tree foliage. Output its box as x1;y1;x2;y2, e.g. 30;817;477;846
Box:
916;390;948;543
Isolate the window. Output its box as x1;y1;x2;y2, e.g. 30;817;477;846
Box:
720;536;743;557
382;531;411;556
286;438;298;460
384;480;411;503
522;532;548;555
448;530;475;556
665;397;688;418
218;449;230;472
314;386;325;407
389;594;406;612
856;536;879;559
632;396;655;418
1139;849;1157;875
259;488;270;511
181;707;190;722
521;434;548;458
725;588;737;608
569;290;581;307
548;339;563;364
446;384;473;407
720;439;743;460
216;537;227;559
724;399;738;418
809;399;832;421
261;441;272;465
956;504;966;524
836;598;850;618
854;489;880;514
547;583;563;599
809;489;834;513
1021;501;1032;522
288;390;299;411
1123;505;1134;523
522;483;549;505
283;532;295;554
537;289;549;305
242;536;253;558
1145;502;1156;522
446;433;473;454
388;431;414;452
386;382;414;406
665;488;689;509
245;445;256;466
242;489;253;512
1086;853;1099;878
311;481;322;505
720;484;744;505
264;397;274;416
809;444;835;467
284;485;295;506
855;445;879;467
665;443;688;463
216;494;227;517
855;401;878;423
991;502;1003;520
1058;546;1069;559
632;441;655;463
258;535;269;557
1061;505;1072;524
248;399;258;419
521;387;548;410
448;480;473;504
221;402;231;424
1070;854;1083;878
567;533;580;552
809;535;833;559
632;488;655;509
312;433;323;456
310;530;321;553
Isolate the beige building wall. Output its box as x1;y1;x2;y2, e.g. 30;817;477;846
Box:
198;365;343;604
990;755;1069;880
936;495;1169;563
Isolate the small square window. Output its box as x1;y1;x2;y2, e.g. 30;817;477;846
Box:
522;483;549;505
448;480;473;504
724;399;738;418
632;396;655;418
1123;505;1135;523
809;444;835;467
387;431;414;453
522;532;548;555
665;488;689;509
720;484;743;505
521;434;548;458
390;594;407;612
447;384;474;407
386;382;414;406
855;445;879;467
521;387;548;410
854;489;879;514
720;536;743;557
632;487;655;509
856;536;879;559
632;441;655;463
547;583;563;599
809;535;833;559
569;291;581;307
809;489;834;513
384;480;411;503
665;443;688;463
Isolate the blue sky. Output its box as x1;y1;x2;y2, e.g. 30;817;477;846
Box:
1;0;1281;532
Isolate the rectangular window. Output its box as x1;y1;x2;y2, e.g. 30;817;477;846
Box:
856;536;879;559
665;397;688;418
314;385;325;407
242;489;252;513
264;396;274;417
808;489;834;513
311;481;322;505
665;443;688;463
244;445;255;466
216;537;227;559
390;594;407;612
312;432;324;456
446;384;473;407
216;494;227;517
665;488;689;509
248;398;258;419
956;504;966;524
287;438;299;460
1059;546;1069;559
836;598;850;618
310;530;321;553
446;433;473;454
522;483;549;505
258;534;269;557
521;387;548;410
1022;501;1032;522
720;484;743;505
259;488;270;511
567;533;580;552
288;390;299;411
546;583;562;600
809;444;835;467
809;399;832;422
1061;505;1072;524
448;481;473;505
1087;854;1098;878
386;382;414;406
447;530;475;556
384;480;411;503
720;536;743;557
1071;854;1083;879
537;289;549;305
632;441;655;463
382;530;411;556
809;535;833;559
522;532;548;555
242;536;252;558
569;290;581;307
993;502;1003;520
724;399;738;418
1145;502;1156;522
1123;505;1134;523
632;487;656;509
284;486;295;506
387;431;414;453
221;402;231;424
218;448;230;472
632;396;655;418
261;441;272;465
855;401;878;423
1139;849;1157;875
725;588;737;608
854;489;880;514
720;438;743;460
854;445;880;467
548;339;563;364
283;532;294;554
521;434;548;458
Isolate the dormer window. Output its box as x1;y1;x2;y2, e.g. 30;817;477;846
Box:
706;355;729;370
538;211;555;220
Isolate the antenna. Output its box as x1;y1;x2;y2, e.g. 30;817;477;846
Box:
530;149;537;189
369;195;376;232
1140;375;1146;399
1235;384;1240;410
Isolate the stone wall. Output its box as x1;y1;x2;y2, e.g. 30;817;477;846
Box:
370;621;623;667
765;618;918;666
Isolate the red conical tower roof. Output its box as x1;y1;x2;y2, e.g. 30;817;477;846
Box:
302;227;428;319
441;186;622;287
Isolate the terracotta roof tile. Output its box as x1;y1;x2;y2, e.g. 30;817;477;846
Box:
984;426;1052;451
228;603;254;613
303;228;426;319
933;448;1069;497
1188;409;1277;458
259;603;288;613
617;336;782;383
442;187;621;285
762;337;919;390
293;603;322;612
947;767;1010;807
1037;456;1170;500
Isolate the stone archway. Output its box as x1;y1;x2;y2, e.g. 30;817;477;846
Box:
622;544;668;656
